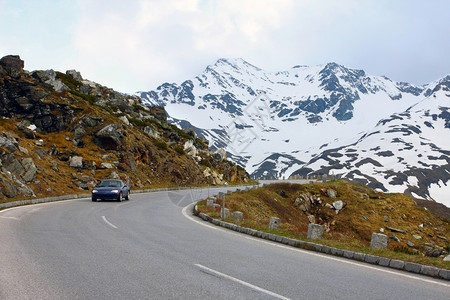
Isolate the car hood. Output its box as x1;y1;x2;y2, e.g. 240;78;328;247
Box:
93;187;121;191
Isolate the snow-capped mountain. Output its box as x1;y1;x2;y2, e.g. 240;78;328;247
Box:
139;58;449;206
294;77;450;205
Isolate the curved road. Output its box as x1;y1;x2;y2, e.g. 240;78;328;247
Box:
0;188;448;299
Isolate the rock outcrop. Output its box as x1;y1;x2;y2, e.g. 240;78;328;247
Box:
0;55;251;202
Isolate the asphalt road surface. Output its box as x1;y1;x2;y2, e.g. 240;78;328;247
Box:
0;187;449;299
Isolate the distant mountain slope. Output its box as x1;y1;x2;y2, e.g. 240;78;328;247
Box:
139;58;449;206
293;77;450;206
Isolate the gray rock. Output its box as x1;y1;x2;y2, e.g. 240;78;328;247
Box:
327;189;337;198
0;55;24;77
389;233;400;242
3;155;25;176
66;69;83;81
370;233;388;249
119;116;130;125
83;116;98;127
206;199;214;207
212;148;227;162
76;181;89;190
100;162;115;169
269;217;280;230
74;125;86;140
95;124;123;149
407;240;415;247
307;215;315;224
443;255;450;262
332;200;344;210
32;69;68;92
0;135;18;152
362;214;369;220
386;226;405;233
21;158;37;182
232;211;243;222
307;223;323;239
69;156;83;168
35;139;44;146
1;179;17;198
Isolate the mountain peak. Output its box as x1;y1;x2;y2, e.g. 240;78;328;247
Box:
212;58;262;72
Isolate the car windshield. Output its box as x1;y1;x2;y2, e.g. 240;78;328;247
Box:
98;180;122;188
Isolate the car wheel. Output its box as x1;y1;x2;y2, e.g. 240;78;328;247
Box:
125;192;130;201
118;192;123;202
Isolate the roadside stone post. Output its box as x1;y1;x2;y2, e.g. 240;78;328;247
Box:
269;217;280;230
370;233;388;249
232;211;243;222
220;208;229;219
322;174;327;183
307;224;323;239
218;192;225;219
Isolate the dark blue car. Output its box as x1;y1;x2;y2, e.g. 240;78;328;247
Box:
92;179;130;202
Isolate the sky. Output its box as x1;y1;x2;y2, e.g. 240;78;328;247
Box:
0;0;449;93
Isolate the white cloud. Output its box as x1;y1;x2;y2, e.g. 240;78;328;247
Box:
1;0;448;92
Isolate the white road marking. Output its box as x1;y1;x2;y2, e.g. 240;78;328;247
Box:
101;216;118;229
195;264;290;300
0;216;19;220
182;205;450;288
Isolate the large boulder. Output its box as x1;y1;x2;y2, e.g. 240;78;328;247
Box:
0;55;24;77
21;158;37;182
95;124;123;150
0;178;17;198
69;156;83;168
66;69;83;81
212;148;227;162
32;69;69;92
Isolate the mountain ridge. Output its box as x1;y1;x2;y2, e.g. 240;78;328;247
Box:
139;57;449;207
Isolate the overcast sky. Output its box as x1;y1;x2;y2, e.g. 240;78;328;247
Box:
1;0;449;93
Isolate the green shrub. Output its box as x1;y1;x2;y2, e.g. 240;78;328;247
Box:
129;118;147;127
153;139;168;150
174;146;185;155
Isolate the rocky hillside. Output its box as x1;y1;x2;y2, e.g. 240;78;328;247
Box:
0;55;250;203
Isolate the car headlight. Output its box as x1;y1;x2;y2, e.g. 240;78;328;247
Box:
92;190;98;193
111;189;119;193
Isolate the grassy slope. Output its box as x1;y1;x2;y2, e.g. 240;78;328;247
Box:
198;181;450;269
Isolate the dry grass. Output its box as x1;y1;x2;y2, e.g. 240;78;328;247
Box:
198;181;450;269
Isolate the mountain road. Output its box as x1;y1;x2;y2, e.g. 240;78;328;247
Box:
0;187;448;299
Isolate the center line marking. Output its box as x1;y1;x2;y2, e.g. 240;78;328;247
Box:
195;264;290;300
102;216;118;229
